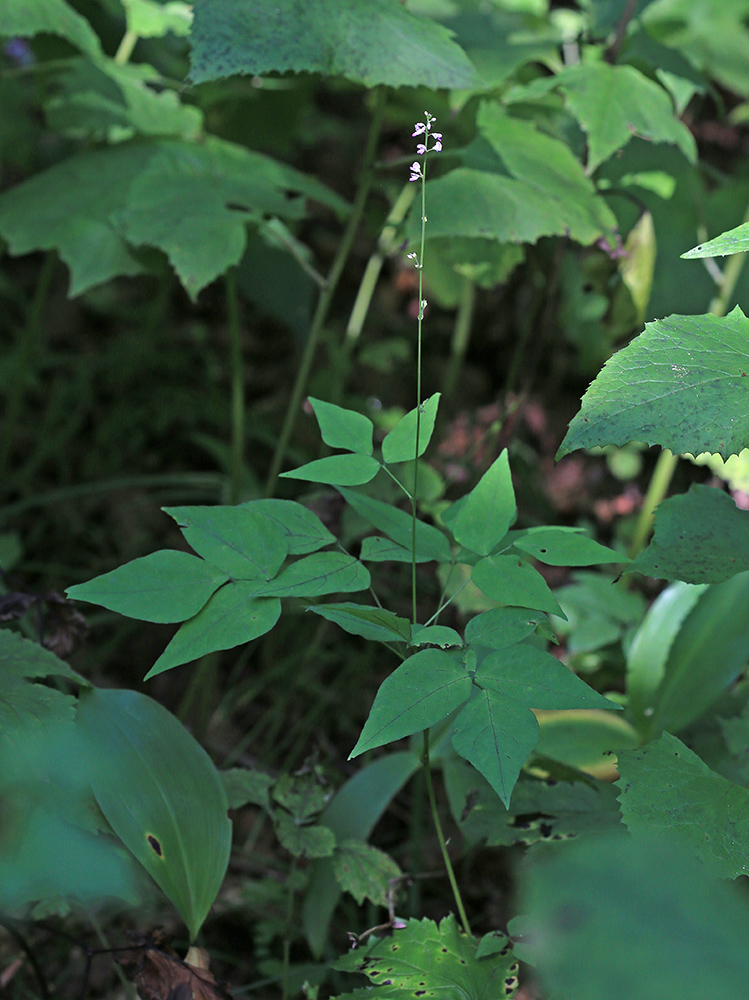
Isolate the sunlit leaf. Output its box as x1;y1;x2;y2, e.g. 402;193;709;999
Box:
683;220;749;258
0;0;102;57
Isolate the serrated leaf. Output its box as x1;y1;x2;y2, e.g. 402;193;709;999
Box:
359;535;432;563
464;608;545;650
334;915;518;999
221;768;273;810
275;813;336;859
350;650;472;758
145;585;281;679
122;0;192;37
252;552;370;598
332;840;401;907
558;307;749;459
67;550;228;623
683;221;749;258
1;0;102;57
307;603;411;644
189;0;478;90
0;629;89;685
381;393;440;465
451;451;516;557
338;488;452;564
164;505;287;580
409;625;463;648
308;398;373;455
239;499;335;555
281;454;380;486
618;732;749;880
471;554;565;617
273;772;331;821
631;485;749;583
75;687;231;941
513;527;627;567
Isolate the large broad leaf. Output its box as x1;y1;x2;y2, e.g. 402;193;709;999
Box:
559;307;749;459
252;552;370;598
513;527;627;567
520;830;749;1000
308;398;373;456
0;0;102;57
683;220;749;258
281;453;380;486
450;450;516;557
75;688;231;941
471;554;565;617
0;629;89;686
189;0;478;90
464;607;545;650
338;487;452;564
164;505;288;580
0;138;346;298
631;485;749;583
617;732;749;880
381;393;441;466
67;550;229;623
507;63;696;172
145;584;281;678
334;916;518;1000
239;499;335;555
350;650;472;758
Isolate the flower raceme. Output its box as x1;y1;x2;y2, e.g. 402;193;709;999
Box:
408;112;442;181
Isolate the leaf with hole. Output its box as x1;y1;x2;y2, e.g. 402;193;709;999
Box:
513;527;627;567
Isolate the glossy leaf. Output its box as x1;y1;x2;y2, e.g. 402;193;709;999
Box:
239;498;335;555
451;450;516;556
164;505;287;580
145;585;281;679
332;840;401;907
252;552;370;598
75;687;231;941
513;527;627;567
683;220;749;258
67;550;228;623
464;608;544;650
618;732;749;880
307;603;411;644
281;453;380;486
521;831;749;1000
471;554;565;617
189;0;478;90
559;307;749;459
308;397;373;455
350;650;472;758
631;485;749;582
334;915;518;999
1;0;102;56
338;487;452;564
381;393;440;465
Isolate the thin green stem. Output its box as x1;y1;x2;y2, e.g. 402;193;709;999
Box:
421;731;472;937
226;269;245;504
264;87;387;497
114;28;139;65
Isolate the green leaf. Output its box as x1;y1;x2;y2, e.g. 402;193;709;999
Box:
145;585;281;679
683;221;749;258
164;505;287;580
67;550;228;624
350;650;472;758
0;629;89;686
381;393;440;465
471;554;565;617
508;63;696;172
281;454;380;486
273;772;331;821
308;398;373;455
122;0;192;37
409;625;464;648
307;603;411;644
618;732;749;881
189;0;478;90
452;688;539;808
631;485;749;583
334;915;518;999
338;488;452;564
450;451;516;557
520;830;749;1000
252;552;370;598
513;527;628;567
75;687;231;941
275;813;336;859
239;499;335;555
332;840;401;907
359;535;432;563
558;307;749;459
0;0;102;57
464;608;546;650
220;767;273;810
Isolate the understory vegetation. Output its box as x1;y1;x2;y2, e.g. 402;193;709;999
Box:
5;2;749;999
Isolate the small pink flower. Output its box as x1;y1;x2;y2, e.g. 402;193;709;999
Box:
432;133;443;151
409;161;422;182
416;142;426;155
412;122;426;136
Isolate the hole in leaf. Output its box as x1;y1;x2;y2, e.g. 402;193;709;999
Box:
146;834;163;857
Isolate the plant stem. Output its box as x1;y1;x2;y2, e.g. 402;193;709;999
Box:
421;731;472;937
264;87;387;497
226;268;245;504
114;28;139;65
